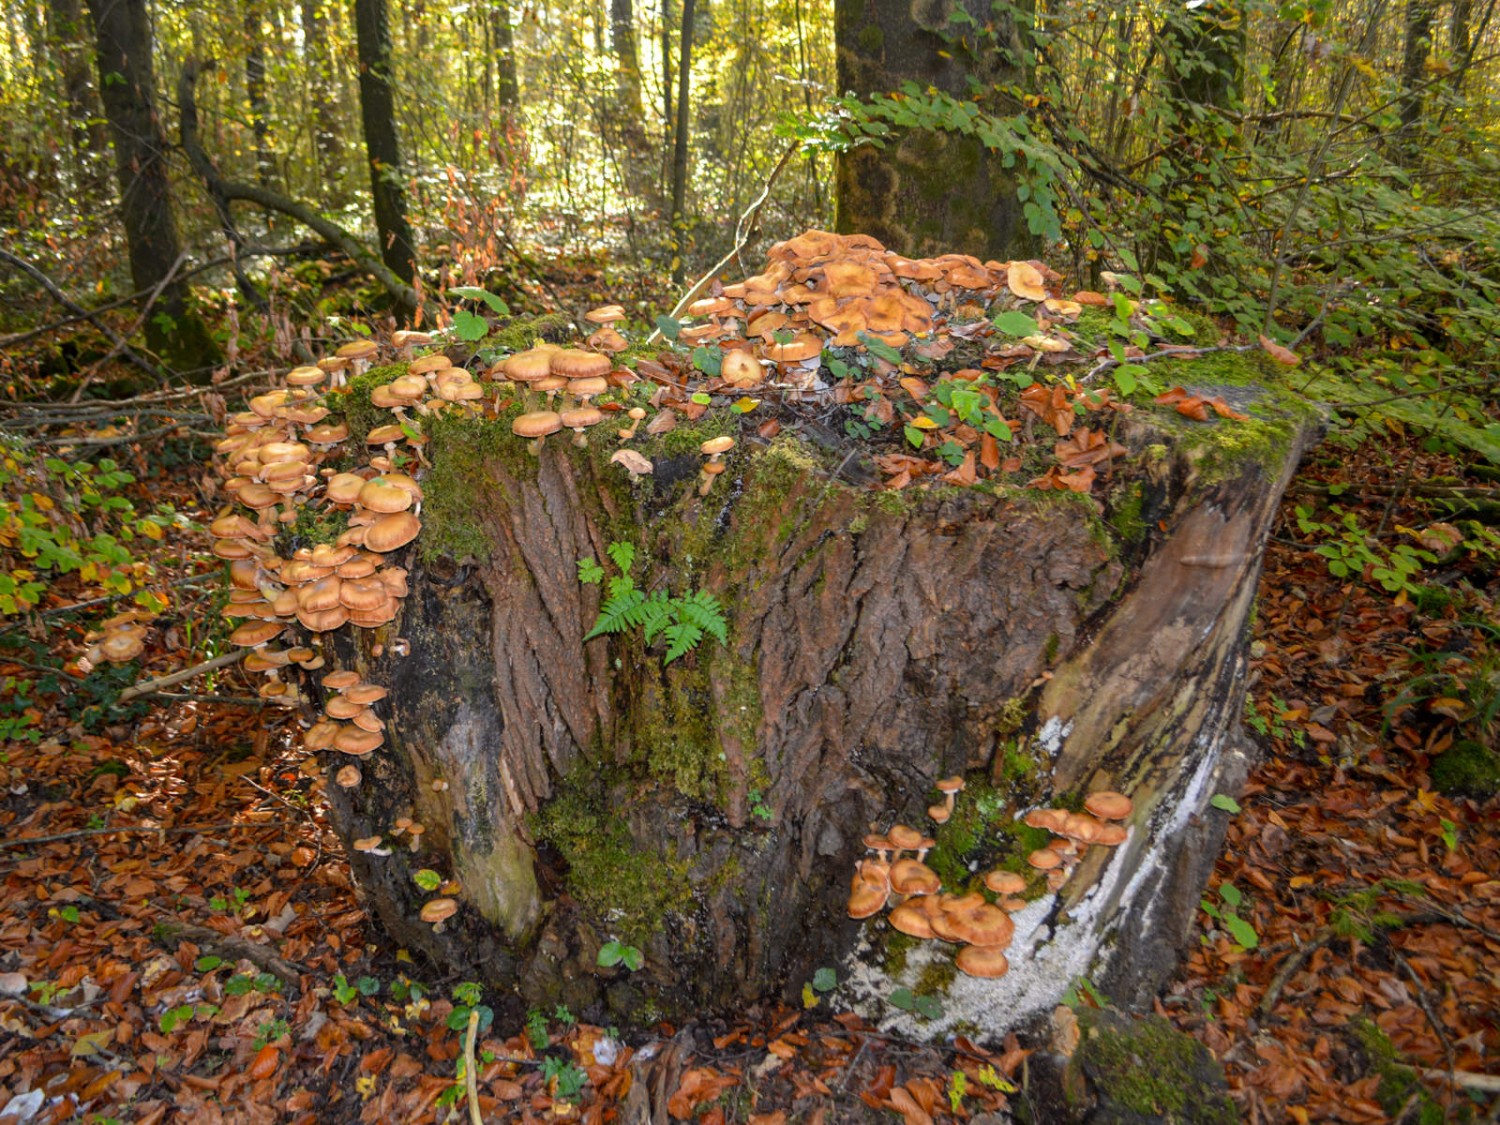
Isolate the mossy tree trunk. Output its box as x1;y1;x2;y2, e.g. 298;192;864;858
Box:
832;0;1034;262
321;385;1317;1032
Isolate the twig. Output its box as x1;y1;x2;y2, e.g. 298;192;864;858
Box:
153;919;308;987
117;649;246;703
150;691;270;707
71;252;193;403
1393;947;1458;1101
465;1007;484;1125
646;140;803;345
1255;927;1336;1019
0;820;288;850
0;248;163;382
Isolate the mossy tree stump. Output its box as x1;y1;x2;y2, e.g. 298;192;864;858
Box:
321;369;1318;1032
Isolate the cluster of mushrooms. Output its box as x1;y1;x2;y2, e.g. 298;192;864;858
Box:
669;229;1094;396
1021;791;1134;890
849;780;1135;982
81;610;155;666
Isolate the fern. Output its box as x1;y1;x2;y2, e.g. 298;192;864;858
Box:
579;541;729;663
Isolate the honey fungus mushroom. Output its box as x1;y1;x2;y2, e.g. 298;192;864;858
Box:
698;435;735;495
513;410;562;455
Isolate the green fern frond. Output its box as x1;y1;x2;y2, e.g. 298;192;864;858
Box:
606;541;636;575
663;621;703;664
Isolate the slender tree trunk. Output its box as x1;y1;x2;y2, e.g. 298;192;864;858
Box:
83;0;214;369
668;0;694;282
300;0;341;187
244;0;272;187
833;0;1034;261
352;0;418;289
1397;0;1436;162
493;0;519;108
661;0;675;159
46;0;108;167
611;0;643;119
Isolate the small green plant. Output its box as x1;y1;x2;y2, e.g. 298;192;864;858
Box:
223;971;281;997
1294;505;1438;598
332;973;381;1005
209;886;251;915
597;940;644;971
446;286;510;343
1062;975;1107;1008
252;1018;290;1049
889;986;944;1020
578;541;728;664
947;1070;967;1113
541;1056;589;1101
1200;882;1259;950
524;1007;550;1049
747;787;772;822
412;868;442;892
448;981;493;1036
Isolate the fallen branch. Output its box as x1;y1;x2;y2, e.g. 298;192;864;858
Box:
647;140;803;345
179;58;424;320
153;919;309;987
0;248;163;381
1255;927;1336;1019
0;820;288;851
118;648;246;703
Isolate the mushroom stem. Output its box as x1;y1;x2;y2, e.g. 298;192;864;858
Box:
571;429;589;448
698;470;715;497
528;435;546;457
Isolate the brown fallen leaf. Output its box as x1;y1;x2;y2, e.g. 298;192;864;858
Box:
889;1086;934;1125
247;1043;280;1080
1258;333;1301;366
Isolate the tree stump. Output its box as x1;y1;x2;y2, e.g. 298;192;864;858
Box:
321;369;1319;1034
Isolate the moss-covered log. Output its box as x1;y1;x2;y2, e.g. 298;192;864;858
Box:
319;363;1318;1034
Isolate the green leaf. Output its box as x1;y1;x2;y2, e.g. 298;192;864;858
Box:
597;941;624;968
447;286;510;315
606;541;636;575
690;392;712;406
655;315;681;342
904;424;926;450
914;995;944;1019
1218;883;1243;909
453;309;489;342
691;346;722;377
1113;364;1140;397
1210;794;1241;814
812;967;837;993
621;946;644;971
577;557;605;585
413;869;442;892
859;333;903;365
195;955;223;972
991;310;1039;336
1223;911;1260;950
889;988;916;1011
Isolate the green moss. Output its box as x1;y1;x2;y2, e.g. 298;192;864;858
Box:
856;22;884;52
995;696;1030;736
1432;740;1500;798
1352;1019;1448;1125
1076;1010;1236;1123
340;361;410;443
530;776;693;946
914;956;958;997
274;499;350;555
1107;480;1148;547
883;930;917;976
487;313;574;354
635;662;728;802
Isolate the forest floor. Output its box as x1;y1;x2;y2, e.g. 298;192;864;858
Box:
1;420;1497;1124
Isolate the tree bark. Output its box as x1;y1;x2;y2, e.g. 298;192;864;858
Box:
45;0;108;167
492;0;519;109
611;0;643;120
668;0;695;283
833;0;1034;262
317;380;1318;1032
244;0;273;188
83;0;216;370
352;0;418;288
300;0;343;185
1397;0;1437;162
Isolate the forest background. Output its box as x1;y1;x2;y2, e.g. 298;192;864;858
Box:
1;0;1499;1121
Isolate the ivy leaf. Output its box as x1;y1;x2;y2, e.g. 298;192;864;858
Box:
448;286;510;314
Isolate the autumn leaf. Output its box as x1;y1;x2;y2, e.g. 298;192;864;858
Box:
889;1086;934;1125
247;1043;281;1080
1257;334;1301;366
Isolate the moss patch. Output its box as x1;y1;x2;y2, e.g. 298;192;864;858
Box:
1074;1008;1237;1123
1432;739;1500;798
530;776;693;946
1352;1018;1448;1125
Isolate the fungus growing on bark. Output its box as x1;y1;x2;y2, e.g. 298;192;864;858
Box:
335;765;362;788
1084;791;1133;821
983;870;1027;897
955;945;1010;979
513;410;563;455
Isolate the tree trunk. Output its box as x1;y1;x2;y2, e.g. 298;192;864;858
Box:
300;0;342;188
316;374;1319;1032
492;0;519;109
352;0;418;289
1397;0;1436;162
611;0;643;120
668;0;695;283
833;0;1034;262
45;0;108;168
244;0;273;188
83;0;216;370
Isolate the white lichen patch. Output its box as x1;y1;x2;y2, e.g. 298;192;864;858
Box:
1037;715;1073;757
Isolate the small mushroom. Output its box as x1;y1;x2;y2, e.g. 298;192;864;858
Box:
1084;791;1133;821
513;410;563;456
560;406;604;447
698;459;727;496
335;764;362;788
617;406;647;440
936;776;965;818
